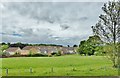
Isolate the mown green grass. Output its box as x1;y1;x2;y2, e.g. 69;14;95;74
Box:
1;55;118;76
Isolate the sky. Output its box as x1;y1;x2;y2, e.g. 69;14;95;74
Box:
0;1;105;46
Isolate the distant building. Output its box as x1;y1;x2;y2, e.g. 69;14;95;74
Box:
38;46;60;55
38;46;76;55
21;46;39;55
5;47;21;56
4;45;77;56
62;47;76;54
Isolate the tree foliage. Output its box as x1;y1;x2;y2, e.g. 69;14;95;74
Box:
77;35;103;56
1;45;9;51
92;1;120;67
1;42;63;49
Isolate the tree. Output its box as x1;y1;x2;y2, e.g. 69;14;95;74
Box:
2;42;6;45
67;45;70;47
10;42;26;49
1;45;9;51
56;50;62;56
92;1;120;67
77;40;86;55
86;35;103;55
73;45;78;47
0;45;9;56
7;42;11;46
77;35;103;56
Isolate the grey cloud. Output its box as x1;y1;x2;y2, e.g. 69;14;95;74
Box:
19;28;34;36
79;17;88;21
1;2;104;46
2;2;81;23
60;24;70;30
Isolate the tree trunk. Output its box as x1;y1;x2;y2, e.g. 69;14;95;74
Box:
112;21;117;68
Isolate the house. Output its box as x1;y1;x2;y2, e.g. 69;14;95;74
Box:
39;47;48;54
62;47;76;54
21;46;40;55
38;46;76;55
61;47;68;54
38;46;48;54
73;47;78;53
9;45;76;56
56;46;64;55
38;46;58;55
47;46;58;53
4;47;21;56
67;47;76;54
38;46;63;55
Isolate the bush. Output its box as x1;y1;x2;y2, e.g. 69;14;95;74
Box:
2;52;10;56
48;54;52;57
94;51;104;56
28;51;33;56
56;51;62;56
1;45;9;51
27;53;48;57
81;54;85;56
13;52;21;56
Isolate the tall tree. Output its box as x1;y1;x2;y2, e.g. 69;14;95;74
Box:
92;1;120;67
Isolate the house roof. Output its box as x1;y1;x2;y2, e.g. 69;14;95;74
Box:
6;47;20;52
68;47;74;50
39;48;48;53
22;46;75;53
22;46;39;50
62;47;74;50
39;46;59;53
20;50;29;54
22;46;32;50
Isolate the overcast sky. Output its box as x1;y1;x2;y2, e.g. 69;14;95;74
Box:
0;2;105;46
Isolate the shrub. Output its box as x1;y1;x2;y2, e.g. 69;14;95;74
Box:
81;54;85;56
12;52;21;57
27;53;48;57
56;51;62;56
2;52;10;57
28;51;33;56
94;51;104;56
48;54;52;57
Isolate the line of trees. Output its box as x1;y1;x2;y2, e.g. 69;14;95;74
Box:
0;42;63;49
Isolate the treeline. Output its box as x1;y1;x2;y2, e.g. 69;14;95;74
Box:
0;42;63;49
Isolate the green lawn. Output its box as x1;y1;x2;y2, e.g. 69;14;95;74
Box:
1;55;118;76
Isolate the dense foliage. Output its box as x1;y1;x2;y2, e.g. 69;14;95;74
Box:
77;35;103;56
0;45;9;56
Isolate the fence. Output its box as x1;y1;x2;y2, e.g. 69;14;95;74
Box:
5;67;56;76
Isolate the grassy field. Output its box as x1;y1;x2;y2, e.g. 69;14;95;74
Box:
1;55;118;76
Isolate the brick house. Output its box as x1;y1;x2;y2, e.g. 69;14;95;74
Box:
38;46;63;55
5;47;21;56
21;46;40;55
62;47;76;54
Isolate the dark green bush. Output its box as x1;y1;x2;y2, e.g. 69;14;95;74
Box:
27;53;48;57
